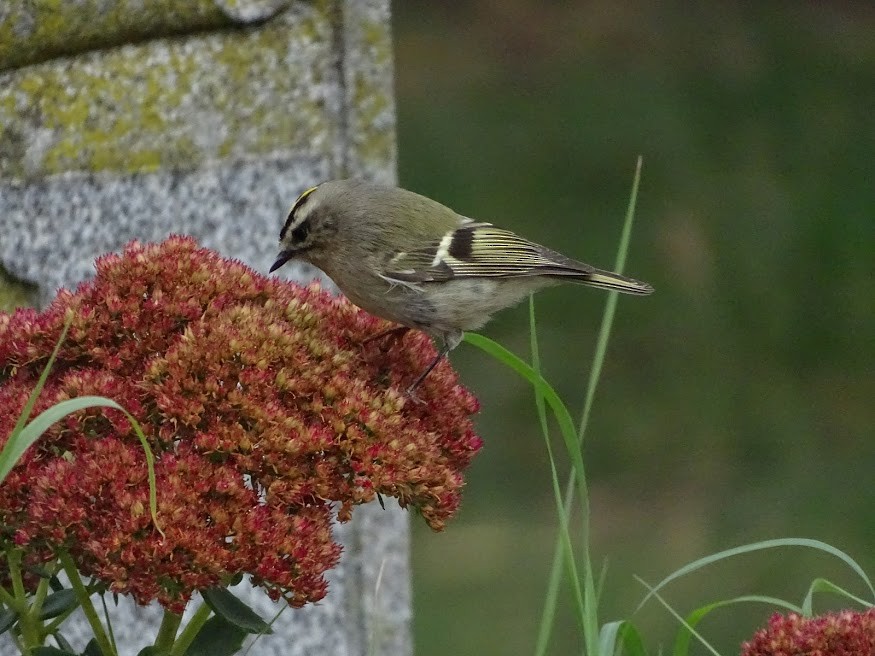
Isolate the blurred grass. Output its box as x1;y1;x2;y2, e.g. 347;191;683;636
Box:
394;2;875;654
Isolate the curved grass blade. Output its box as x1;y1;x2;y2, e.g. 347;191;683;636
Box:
3;320;71;458
600;619;647;656
637;538;875;613
636;577;721;656
1;319;71;485
801;577;874;616
1;396;163;536
529;297;586;654
533;156;646;655
463;334;588;517
671;596;801;656
464;331;598;653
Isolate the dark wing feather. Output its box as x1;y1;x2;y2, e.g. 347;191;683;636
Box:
383;224;594;283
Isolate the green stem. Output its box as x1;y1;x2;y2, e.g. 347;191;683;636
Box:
154;610;183;652
6;548;26;600
170;601;213;656
44;603;81;634
58;551;115;656
5;547;41;648
100;591;119;655
28;573;51;625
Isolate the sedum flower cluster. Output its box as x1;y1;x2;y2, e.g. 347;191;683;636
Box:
0;236;482;612
741;609;875;656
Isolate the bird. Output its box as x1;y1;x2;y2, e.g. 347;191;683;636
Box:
270;179;653;393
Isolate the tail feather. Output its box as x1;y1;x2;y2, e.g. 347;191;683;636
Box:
544;267;652;295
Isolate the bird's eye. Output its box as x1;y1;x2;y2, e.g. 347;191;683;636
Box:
291;222;309;243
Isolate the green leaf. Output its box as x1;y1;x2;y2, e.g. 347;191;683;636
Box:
202;587;272;635
183;615;247;656
137;647;171;656
39;589;79;620
82;637;107;656
53;632;75;652
0;607;18;634
33;648;77;656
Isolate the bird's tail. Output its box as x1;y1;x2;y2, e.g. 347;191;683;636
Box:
578;267;654;295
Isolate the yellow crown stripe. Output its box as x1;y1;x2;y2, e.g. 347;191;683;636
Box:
287;185;319;215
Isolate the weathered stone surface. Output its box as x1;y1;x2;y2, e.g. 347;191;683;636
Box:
0;1;407;654
0;0;293;72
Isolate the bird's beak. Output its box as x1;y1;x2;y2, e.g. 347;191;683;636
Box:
269;250;294;273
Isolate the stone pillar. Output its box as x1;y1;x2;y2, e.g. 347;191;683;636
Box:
0;1;409;654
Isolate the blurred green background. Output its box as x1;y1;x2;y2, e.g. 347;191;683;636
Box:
393;2;874;654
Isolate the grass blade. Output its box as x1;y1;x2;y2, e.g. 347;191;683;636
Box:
1;395;163;536
636;577;722;656
529;297;587;652
637;538;875;613
534;156;646;655
600;619;647;656
800;577;874;616
578;154;644;444
671;596;801;656
1;318;71;483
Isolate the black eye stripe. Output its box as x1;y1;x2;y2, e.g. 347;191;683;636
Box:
291;222;309;243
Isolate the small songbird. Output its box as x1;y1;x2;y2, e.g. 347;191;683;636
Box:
270;179;653;392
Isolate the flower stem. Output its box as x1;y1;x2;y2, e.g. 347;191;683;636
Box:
170;601;213;656
28;571;52;622
4;547;42;648
58;550;115;656
154;610;183;652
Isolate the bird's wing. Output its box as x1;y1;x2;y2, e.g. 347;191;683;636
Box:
383;223;593;283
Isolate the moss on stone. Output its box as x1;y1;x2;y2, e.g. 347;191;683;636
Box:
0;266;37;311
0;4;335;178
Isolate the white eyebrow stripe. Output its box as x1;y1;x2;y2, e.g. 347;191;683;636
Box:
431;231;454;266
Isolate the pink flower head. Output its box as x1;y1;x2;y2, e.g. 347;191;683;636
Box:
741;609;875;656
0;236;483;612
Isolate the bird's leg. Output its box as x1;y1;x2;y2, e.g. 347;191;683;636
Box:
362;324;410;347
404;345;450;399
405;330;463;398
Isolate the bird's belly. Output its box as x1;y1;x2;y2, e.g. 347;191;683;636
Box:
332;271;551;334
424;277;552;331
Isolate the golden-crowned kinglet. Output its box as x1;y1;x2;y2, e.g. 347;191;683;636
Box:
270;179;653;392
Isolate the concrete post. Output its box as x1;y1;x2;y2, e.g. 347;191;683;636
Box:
0;1;409;653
